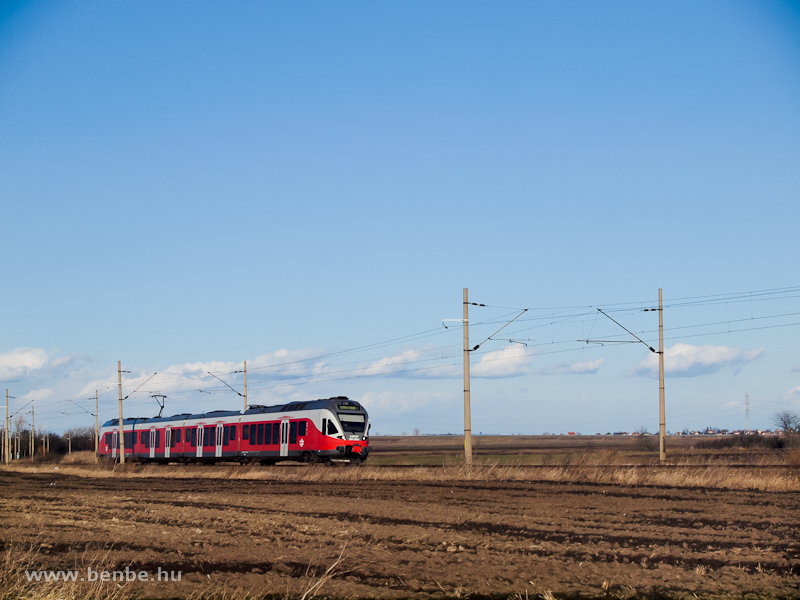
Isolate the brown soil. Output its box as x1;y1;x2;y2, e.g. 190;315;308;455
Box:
1;470;798;599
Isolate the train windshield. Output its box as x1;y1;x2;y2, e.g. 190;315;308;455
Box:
337;413;366;433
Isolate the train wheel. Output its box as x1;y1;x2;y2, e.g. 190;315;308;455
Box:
303;452;329;464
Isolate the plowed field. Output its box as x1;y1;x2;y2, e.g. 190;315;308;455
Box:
1;470;798;599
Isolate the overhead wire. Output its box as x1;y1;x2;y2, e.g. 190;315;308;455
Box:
12;285;799;428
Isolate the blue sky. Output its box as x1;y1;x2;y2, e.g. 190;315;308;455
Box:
1;1;799;436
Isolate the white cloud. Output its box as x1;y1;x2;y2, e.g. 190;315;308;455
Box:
630;343;764;378
356;345;534;380
0;348;49;381
538;358;604;375
163;347;329;381
362;348;432;377
784;386;800;401
20;388;53;402
0;348;89;384
472;345;533;378
74;343;532;409
65;343;533;423
78;348;332;397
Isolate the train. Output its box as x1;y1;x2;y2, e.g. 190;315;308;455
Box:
97;396;370;464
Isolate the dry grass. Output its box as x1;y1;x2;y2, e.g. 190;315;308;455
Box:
0;543;133;600
6;440;799;492
58;451;99;465
3;455;798;491
0;536;352;600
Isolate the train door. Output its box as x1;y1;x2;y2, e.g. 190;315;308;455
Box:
196;425;203;458
165;427;171;459
216;423;223;458
112;431;118;459
149;428;156;459
280;419;289;457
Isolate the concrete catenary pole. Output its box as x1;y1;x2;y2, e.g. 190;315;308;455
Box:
30;404;34;457
5;389;9;465
243;361;248;412
463;288;472;466
118;361;126;464
658;288;666;463
95;390;99;463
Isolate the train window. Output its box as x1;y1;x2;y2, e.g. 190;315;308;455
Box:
338;414;365;433
144;433;149;449
322;418;327;435
299;421;306;436
250;424;256;444
290;421;298;444
189;428;196;447
327;421;339;436
204;426;215;447
156;431;161;447
242;424;249;440
257;423;264;445
140;431;147;444
104;433;111;445
223;426;229;446
175;429;181;444
272;422;280;445
230;425;236;441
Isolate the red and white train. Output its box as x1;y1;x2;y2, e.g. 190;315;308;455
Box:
98;396;370;464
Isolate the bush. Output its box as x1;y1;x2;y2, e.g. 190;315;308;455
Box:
695;434;786;450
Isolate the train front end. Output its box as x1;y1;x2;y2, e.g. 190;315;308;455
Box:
321;397;371;464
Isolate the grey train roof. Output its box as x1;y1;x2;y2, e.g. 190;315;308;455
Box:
102;397;361;428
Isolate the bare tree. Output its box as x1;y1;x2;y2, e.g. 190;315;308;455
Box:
772;410;800;433
64;426;96;452
635;425;656;451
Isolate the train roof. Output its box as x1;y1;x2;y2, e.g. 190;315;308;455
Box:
100;417;149;427
243;397;362;415
101;397;363;428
